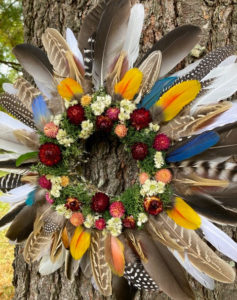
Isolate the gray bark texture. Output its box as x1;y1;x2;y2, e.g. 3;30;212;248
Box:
13;0;237;299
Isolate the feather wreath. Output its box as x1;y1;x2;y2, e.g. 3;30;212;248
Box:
1;1;237;299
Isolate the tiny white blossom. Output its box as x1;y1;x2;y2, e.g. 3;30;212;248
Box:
157;181;165;194
79;120;94;139
137;213;148;226
149;123;160;132
118;110;130;122
107;218;122;236
56;204;72;219
140;179;163;197
64;100;78;109
53;114;63;126
120;99;136;113
104;95;112;107
154;151;164;169
84;214;95;228
91;101;105;116
56;129;74;147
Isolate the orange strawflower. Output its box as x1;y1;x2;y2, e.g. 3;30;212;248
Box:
155;169;172;183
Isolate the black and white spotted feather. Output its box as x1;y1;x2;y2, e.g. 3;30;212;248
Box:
124;262;159;291
0;93;36;129
84;34;96;79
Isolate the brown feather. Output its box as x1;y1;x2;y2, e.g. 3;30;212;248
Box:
160;101;231;141
90;231;112;296
13;129;39;150
14;77;40;112
137;50;162;97
146;214;236;283
42;28;70;78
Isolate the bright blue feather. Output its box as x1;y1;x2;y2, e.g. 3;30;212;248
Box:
25;190;36;206
138;77;177;109
166;131;220;163
32;95;51;129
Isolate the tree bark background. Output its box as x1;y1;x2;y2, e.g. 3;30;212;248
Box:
13;0;237;299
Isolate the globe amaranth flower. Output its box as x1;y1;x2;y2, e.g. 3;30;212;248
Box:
131;142;148;160
130;108;152;130
67;104;85;125
91;192;110;212
39;143;62;166
153;133;170;151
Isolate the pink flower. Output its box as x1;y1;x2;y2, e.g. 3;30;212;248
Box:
139;172;149;185
39;175;52;189
106;107;120;121
109;201;125;218
95;218;106;230
45;192;54;204
44;122;59;138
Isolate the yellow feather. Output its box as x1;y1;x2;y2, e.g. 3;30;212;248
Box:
70;226;91;260
57;78;83;101
156;80;201;121
114;68;143;100
167;197;201;230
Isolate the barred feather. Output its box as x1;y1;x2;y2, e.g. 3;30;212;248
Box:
0;173;23;191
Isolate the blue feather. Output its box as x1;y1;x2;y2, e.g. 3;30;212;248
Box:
166;131;220;163
25;190;36;206
138;77;177;109
32;95;51;129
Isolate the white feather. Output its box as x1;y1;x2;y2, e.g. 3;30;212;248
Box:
123;4;144;68
2;83;18;95
0;111;35;153
0;153;20;161
66;28;84;67
0;184;35;204
39;248;65;276
195;102;237;134
191;63;237;114
201;217;237;263
172;250;215;290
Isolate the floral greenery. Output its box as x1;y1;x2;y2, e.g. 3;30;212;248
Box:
33;87;173;236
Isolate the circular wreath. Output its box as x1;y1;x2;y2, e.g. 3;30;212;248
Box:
35;80;173;236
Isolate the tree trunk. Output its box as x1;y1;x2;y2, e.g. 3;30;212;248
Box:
13;0;237;299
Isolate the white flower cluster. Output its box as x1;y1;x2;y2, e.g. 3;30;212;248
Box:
106;217;122;236
52;114;63;126
118;99;136;122
84;214;95;228
56;129;74;147
79;120;94;139
64;100;78;109
149;123;160;132
55;204;72;219
137;213;148;226
48;176;62;198
140;179;165;197
91;95;112;116
154;151;164;169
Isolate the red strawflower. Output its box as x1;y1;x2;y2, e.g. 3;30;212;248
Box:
65;197;82;211
106;107;120;121
95;218;106;230
130;108;151;130
144;196;163;215
38;175;52;189
67;104;85;125
39;143;62;166
109;201;125;218
96;115;113;132
91;192;110;212
123;216;136;229
153;133;170;151
131;142;148;160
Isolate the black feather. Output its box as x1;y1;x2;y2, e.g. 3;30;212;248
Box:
0;202;26;228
